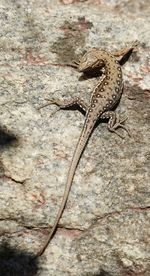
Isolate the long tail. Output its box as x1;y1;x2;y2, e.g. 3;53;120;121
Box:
37;122;93;256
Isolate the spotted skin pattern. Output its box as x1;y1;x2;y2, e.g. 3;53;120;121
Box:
37;44;136;257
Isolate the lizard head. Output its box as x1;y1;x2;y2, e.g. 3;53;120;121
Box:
78;49;104;73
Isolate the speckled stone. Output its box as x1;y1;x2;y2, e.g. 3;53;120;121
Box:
0;0;150;275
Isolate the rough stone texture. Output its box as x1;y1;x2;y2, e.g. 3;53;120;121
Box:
0;0;150;275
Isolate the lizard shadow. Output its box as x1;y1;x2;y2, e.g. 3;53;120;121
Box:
118;47;135;66
94;270;112;276
78;67;103;80
0;242;39;276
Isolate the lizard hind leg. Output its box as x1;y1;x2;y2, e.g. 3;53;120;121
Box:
38;97;89;115
101;111;131;139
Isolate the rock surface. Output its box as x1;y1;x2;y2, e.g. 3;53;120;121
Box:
0;0;150;275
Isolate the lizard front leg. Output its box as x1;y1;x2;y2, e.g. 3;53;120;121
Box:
113;40;138;57
38;97;89;114
113;41;138;65
100;111;131;139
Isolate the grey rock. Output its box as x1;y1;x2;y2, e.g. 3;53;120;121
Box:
0;0;149;275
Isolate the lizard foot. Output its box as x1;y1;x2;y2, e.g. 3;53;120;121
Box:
108;116;131;139
102;111;131;139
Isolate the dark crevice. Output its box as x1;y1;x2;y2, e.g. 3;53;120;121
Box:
94;206;150;222
2;174;27;185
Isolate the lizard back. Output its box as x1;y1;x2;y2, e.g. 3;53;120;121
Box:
79;49;123;134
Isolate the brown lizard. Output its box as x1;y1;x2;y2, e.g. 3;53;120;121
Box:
37;42;137;256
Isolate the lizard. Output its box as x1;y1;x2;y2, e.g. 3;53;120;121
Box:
37;42;137;257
